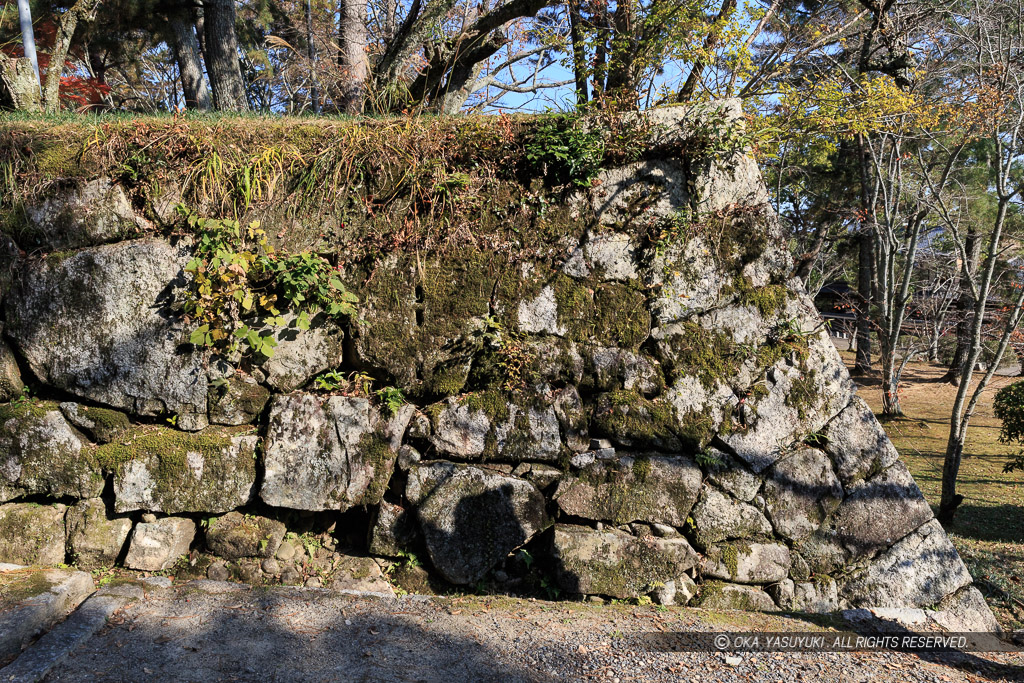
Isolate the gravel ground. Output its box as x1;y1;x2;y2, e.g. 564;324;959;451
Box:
41;582;1023;683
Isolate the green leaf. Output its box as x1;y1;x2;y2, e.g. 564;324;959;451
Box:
189;325;210;346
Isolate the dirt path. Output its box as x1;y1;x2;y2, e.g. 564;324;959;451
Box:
22;582;1021;683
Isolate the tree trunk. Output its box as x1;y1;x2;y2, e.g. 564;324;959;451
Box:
603;0;636;107
942;227;980;385
928;324;941;362
677;0;737;103
853;231;873;375
337;0;368;114
17;0;40;89
568;1;588;107
305;0;320;113
880;338;903;416
204;0;248;112
43;0;104;113
168;8;211;111
0;55;42;112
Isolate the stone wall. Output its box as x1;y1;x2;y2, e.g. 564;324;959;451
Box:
0;102;999;630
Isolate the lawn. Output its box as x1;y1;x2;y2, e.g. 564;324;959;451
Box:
845;353;1024;633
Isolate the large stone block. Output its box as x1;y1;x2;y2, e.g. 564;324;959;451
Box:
261;394;413;511
832;461;933;559
0;567;94;664
701;542;791;584
931;585;1001;633
428;392;562;462
5;239;209;430
551;524;698;599
417;467;546;585
822;397;900;485
108;428;258;514
66;498;133;570
762;447;843;542
257;313;345;392
124;517;196;571
0;403;102;502
553;454;702;527
840;519;973;609
723;297;855;472
22;179;149;251
694;581;777;611
205;512;286;560
689;486;772;549
0;503;67;565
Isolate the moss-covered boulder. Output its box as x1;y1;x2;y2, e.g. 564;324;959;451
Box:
0;401;103;502
0;503;67;565
348;253;495;396
4;239;209;431
207;376;271;426
205;512;286;560
551;524;699;599
20;179;148;251
692;581;777;611
102;425;258;514
553;454;702;527
65;498;133;569
427;391;562;462
688;486;772;550
700;541;791;584
59;402;130;444
722;299;855;473
261;394;413;511
590;391;680;452
417;466;546;585
0;340;23;402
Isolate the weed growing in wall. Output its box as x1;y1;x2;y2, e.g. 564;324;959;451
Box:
180;208;357;358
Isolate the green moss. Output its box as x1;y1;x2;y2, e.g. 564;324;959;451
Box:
356;432;397;503
785;369;819;420
32;142;85;178
95;426;236;471
675;409;715;450
0;570;61;603
426;363;470;397
667;322;737;389
722;544;739;578
631;456;652;482
0;399;56;423
551;272;595;337
731;275;789;318
593;391;679;450
459;390;512;424
591;283;651;349
79;406;131;432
